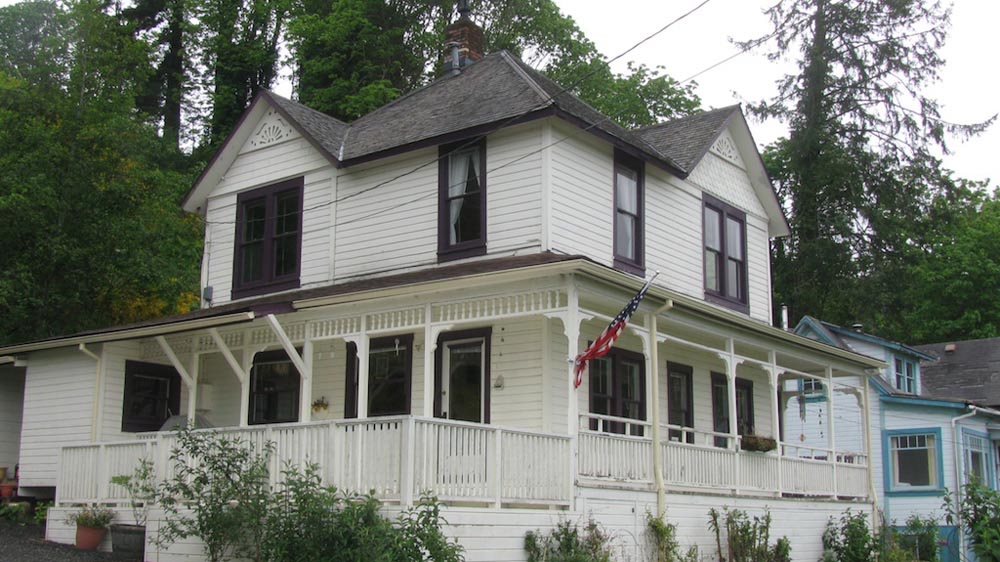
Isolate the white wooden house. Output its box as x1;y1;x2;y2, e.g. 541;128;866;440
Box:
787;317;1000;562
0;14;887;561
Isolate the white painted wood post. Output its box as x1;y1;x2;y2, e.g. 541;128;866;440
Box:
300;338;314;423
423;304;436;417
187;353;200;426
492;426;503;509
400;417;416;506
826;366;837;497
767;350;784;495
356;316;370;418
723;340;741;494
240;347;255;427
565;280;581;511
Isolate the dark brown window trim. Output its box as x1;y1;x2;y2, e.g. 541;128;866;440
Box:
434;327;492;423
248;348;301;425
702;193;748;314
438;139;487;262
233;177;304;300
588;346;646;435
344;335;414;418
613;150;645;276
710;372;755;447
122;360;181;433
666;362;694;443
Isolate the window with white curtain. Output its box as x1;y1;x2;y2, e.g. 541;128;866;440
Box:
439;139;486;260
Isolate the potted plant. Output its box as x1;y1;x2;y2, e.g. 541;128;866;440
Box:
740;434;778;453
67;505;115;550
110;458;156;556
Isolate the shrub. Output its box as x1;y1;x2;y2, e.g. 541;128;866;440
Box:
525;519;612;562
708;507;790;562
111;457;155;526
67;505;115;529
155;427;274;562
944;479;1000;562
892;515;940;562
260;463;463;562
646;512;698;562
33;501;52;525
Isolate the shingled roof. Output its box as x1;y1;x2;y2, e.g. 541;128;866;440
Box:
917;338;1000;408
633;105;740;172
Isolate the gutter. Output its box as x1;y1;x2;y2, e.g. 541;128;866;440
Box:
0;312;257;355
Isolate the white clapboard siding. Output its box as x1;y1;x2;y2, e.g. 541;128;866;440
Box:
489;318;545;431
548;122;614;266
485;124;544;253
99;341;142;442
19;348;97;487
746;214;772;321
197;353;242;428
645;168;704;299
0;366;25;473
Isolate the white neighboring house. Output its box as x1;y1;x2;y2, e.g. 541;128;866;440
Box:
787;316;1000;562
0;13;886;561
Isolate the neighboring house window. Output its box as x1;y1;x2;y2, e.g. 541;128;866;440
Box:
887;431;941;491
435;328;492;424
233;177;303;299
799;378;825;403
613;151;644;274
964;432;990;485
703;194;748;312
893;357;917;393
249;349;300;425
589;348;646;436
438;139;486;261
345;335;414;418
711;373;754;447
667;362;694;443
122;360;181;432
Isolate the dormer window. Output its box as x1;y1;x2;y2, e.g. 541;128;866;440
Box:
438;139;486;261
233;177;303;299
613;151;644;275
704;194;747;312
894;357;917;393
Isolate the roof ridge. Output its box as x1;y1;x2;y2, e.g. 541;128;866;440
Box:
632;104;741;133
497;51;553;108
264;90;350;127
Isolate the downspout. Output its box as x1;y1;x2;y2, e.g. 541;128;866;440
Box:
863;377;880;527
952;405;977;553
79;343;103;441
651;298;674;518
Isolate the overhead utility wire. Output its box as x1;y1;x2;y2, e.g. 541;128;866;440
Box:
200;0;716;227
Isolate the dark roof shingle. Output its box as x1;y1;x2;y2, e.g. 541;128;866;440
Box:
917;338;1000;407
633;105;739;172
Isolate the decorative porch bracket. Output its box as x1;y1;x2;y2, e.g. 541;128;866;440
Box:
265;314;312;422
155;336;199;425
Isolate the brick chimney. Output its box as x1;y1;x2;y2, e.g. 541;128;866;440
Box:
443;0;484;73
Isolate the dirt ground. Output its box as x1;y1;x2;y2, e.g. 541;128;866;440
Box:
0;520;138;562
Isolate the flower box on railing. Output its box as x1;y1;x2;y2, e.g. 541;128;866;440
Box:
739;435;777;452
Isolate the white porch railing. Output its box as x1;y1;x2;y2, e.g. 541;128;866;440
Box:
56;417;572;508
578;414;869;499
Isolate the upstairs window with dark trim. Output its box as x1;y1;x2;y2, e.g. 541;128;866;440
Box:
249;349;300;425
233;177;303;299
588;347;646;436
345;335;414;418
122;360;181;432
703;194;747;312
613;151;644;275
438;139;486;261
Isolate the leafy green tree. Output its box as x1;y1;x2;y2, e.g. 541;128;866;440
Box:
744;0;993;332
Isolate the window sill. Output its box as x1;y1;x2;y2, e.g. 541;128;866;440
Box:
705;292;749;314
438;244;487;263
885;487;945;497
613;258;645;277
232;278;301;300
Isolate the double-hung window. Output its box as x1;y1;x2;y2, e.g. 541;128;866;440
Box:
233;177;303;299
894;357;917;393
439;139;486;261
964;432;990;485
887;430;942;492
703;194;747;311
613;151;644;274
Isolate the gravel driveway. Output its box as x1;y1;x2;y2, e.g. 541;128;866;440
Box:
0;521;138;562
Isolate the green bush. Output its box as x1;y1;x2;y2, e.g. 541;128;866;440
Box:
260;463;463;562
708;507;790;562
525;519;612;562
646;512;698;562
33;501;52;525
111;457;155;526
822;510;876;562
945;480;1000;562
155;427;274;562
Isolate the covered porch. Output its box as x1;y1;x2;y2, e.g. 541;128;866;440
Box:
49;267;880;508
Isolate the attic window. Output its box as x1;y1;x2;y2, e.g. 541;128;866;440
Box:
438;139;487;261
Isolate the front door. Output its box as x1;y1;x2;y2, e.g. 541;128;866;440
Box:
436;328;491;423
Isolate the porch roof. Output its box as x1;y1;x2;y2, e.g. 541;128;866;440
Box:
0;252;884;372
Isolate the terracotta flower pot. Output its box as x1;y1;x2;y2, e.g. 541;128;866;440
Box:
75;525;108;551
0;483;15;499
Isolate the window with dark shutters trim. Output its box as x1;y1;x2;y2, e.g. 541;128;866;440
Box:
233;177;304;299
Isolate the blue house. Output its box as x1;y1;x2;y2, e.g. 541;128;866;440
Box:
787;316;1000;562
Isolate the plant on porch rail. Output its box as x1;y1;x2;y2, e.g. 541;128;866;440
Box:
154;426;275;562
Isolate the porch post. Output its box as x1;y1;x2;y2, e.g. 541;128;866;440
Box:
767;351;781;444
724;339;739;448
826;366;837;496
565;278;582;510
423;304;435;417
356;315;370;418
240;348;255;427
301;338;314;423
187;353;200;426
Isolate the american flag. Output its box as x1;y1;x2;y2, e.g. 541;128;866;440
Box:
573;273;658;389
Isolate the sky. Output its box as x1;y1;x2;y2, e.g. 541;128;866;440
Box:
557;0;1000;187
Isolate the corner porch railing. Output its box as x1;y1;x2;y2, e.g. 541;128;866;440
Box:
578;413;868;499
55;416;572;508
